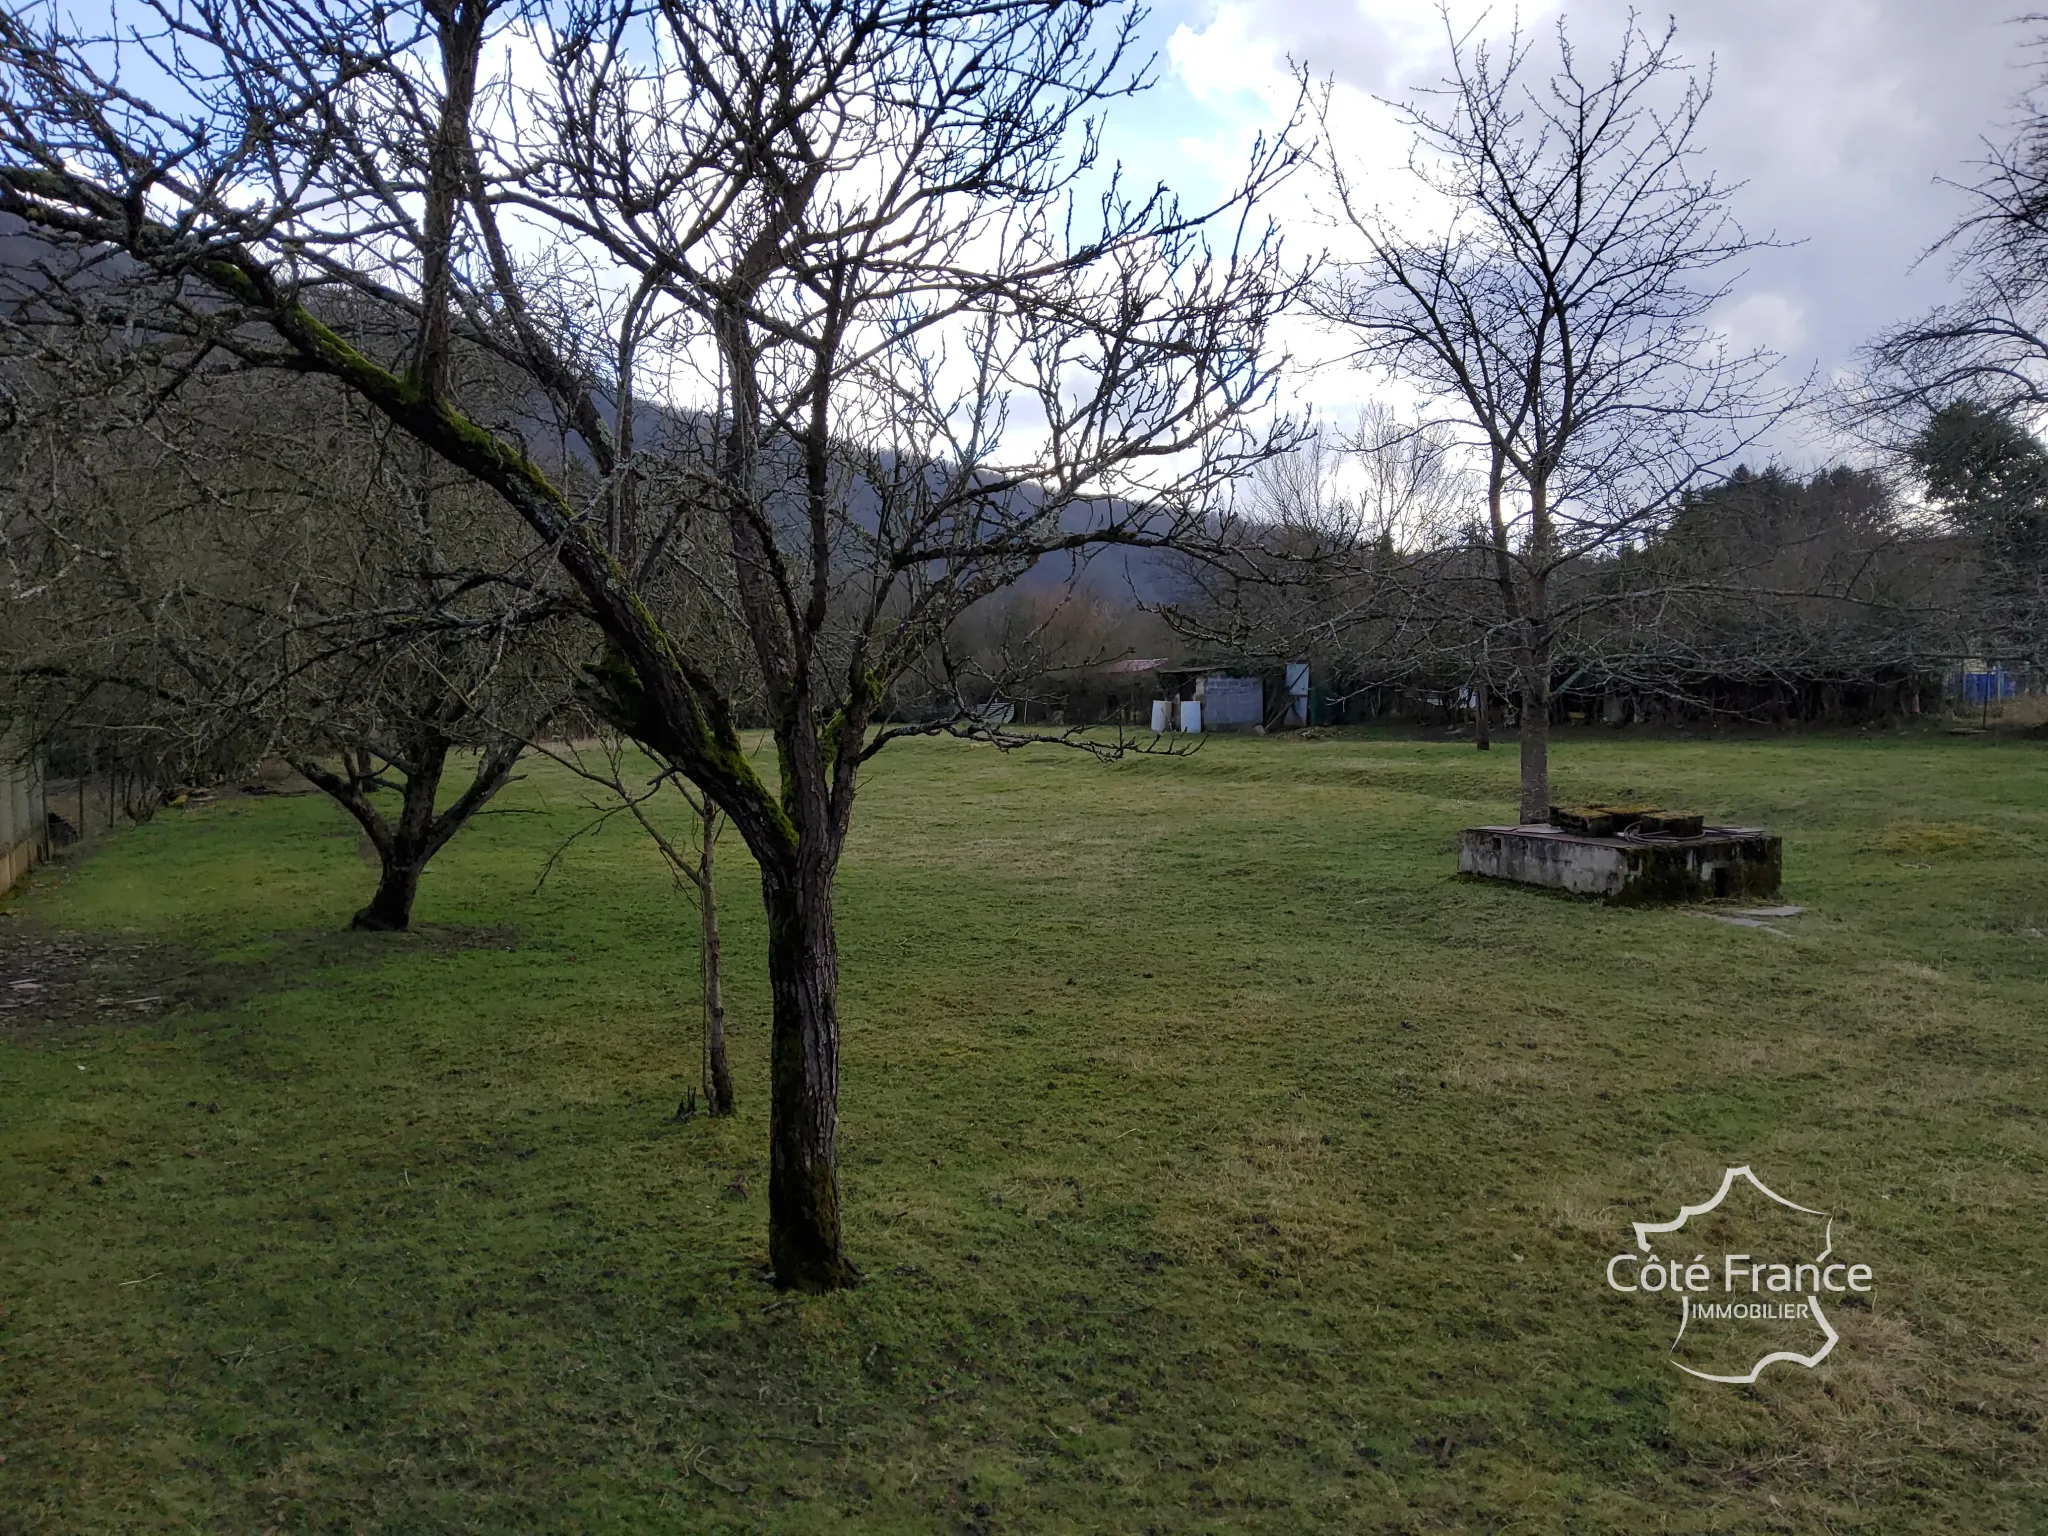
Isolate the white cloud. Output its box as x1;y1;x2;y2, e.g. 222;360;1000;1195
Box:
1717;292;1811;356
1114;0;2029;467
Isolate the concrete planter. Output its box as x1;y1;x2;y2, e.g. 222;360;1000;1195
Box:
1458;823;1782;904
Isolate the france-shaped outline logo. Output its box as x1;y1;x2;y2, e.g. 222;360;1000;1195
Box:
1634;1165;1839;1385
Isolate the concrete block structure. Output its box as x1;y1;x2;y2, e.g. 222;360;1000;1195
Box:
1459;822;1782;904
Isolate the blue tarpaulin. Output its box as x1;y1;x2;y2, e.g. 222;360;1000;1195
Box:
1960;670;2019;703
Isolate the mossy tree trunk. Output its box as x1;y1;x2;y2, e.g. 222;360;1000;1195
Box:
761;858;853;1289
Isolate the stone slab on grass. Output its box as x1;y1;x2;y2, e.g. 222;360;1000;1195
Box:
1458;822;1782;904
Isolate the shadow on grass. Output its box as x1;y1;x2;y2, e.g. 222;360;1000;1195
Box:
0;916;520;1037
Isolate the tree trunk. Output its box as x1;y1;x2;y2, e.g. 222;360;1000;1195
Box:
352;857;425;931
1518;647;1551;825
699;802;734;1117
347;736;449;932
1474;674;1491;750
1517;473;1556;825
761;863;857;1291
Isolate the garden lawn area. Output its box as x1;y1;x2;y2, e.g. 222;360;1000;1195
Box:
1;729;2044;1534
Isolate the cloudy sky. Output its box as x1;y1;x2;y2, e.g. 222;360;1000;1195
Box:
1092;0;2039;463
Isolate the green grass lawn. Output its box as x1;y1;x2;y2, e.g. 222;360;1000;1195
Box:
1;729;2044;1533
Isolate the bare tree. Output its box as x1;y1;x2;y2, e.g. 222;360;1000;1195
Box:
538;736;738;1118
894;580;1177;725
1305;11;1789;819
1859;18;2048;420
1161;412;1497;732
1851;24;2048;666
1173;446;1960;737
0;0;1299;1287
0;335;564;930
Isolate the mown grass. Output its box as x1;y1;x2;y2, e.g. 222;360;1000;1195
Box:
1;728;2044;1534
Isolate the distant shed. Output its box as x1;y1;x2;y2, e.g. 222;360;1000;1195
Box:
1087;659;1269;731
